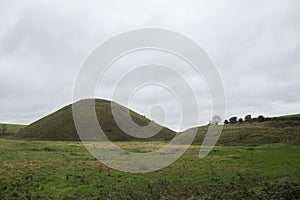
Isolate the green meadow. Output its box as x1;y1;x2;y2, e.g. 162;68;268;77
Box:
0;139;299;199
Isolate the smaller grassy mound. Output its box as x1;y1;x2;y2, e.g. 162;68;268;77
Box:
192;120;300;146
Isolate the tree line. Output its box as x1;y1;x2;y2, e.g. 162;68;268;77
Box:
224;114;271;124
209;114;271;125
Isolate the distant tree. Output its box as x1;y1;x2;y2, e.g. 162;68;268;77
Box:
238;118;243;123
164;137;169;143
229;116;238;124
245;114;252;123
224;120;229;124
1;124;7;135
210;115;222;125
257;115;265;122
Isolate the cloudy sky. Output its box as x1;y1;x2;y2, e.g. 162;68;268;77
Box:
0;0;299;131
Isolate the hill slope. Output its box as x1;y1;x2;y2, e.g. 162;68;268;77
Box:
192;119;300;146
0;123;26;134
273;114;300;121
15;99;176;141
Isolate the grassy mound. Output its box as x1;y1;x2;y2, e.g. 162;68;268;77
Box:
15;99;175;141
15;100;299;145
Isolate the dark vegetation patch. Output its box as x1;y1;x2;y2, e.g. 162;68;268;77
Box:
1;170;299;200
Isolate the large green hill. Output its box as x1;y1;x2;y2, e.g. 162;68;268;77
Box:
15;99;176;141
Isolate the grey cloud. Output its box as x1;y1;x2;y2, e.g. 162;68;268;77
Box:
0;0;299;130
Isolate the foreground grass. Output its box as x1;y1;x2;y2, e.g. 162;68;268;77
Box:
0;139;299;199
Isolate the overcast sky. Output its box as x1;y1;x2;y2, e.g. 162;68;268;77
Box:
0;0;299;131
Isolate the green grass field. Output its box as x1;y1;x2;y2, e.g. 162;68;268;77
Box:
0;139;299;199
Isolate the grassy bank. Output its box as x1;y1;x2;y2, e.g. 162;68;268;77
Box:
193;121;300;146
0;123;26;134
